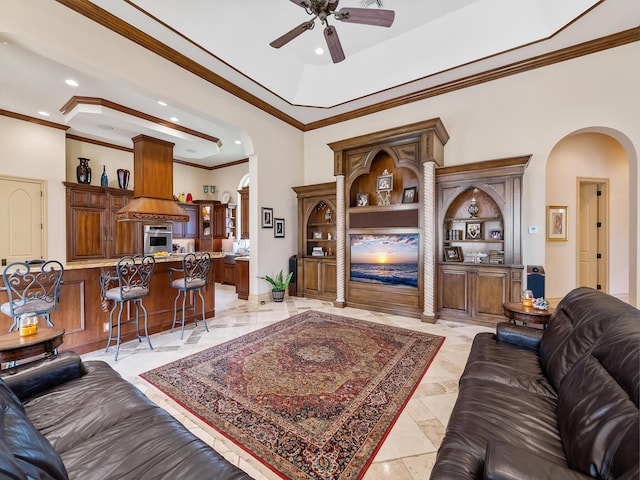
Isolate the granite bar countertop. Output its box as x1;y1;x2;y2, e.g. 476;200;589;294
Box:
62;252;227;270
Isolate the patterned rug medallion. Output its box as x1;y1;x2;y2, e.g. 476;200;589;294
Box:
141;311;444;479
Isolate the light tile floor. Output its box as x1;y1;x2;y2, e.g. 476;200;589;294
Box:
82;285;493;479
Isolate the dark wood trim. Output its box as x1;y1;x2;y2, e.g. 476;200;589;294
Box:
306;28;640;131
66;133;133;153
436;156;531;176
60;96;221;145
0;109;69;130
54;0;305;131
174;157;249;171
52;1;639;132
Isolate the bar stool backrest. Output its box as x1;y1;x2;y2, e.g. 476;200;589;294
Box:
0;260;64;327
181;252;210;289
114;255;155;300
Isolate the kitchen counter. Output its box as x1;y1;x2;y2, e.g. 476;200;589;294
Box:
0;256;217;355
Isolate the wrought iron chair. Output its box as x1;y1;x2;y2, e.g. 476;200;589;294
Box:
0;260;64;332
168;252;211;339
100;255;155;361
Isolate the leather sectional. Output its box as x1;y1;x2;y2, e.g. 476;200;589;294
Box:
430;287;639;479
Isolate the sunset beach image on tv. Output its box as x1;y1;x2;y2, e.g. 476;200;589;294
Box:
350;234;419;288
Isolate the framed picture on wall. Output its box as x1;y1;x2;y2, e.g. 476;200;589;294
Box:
547;205;568;241
261;207;273;228
466;222;482;240
356;193;369;207
274;218;285;238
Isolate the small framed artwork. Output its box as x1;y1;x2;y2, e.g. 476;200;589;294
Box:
274;218;285;238
356;193;369;207
490;230;502;240
313;231;323;239
402;187;417;203
261;207;273;228
547;205;568;241
376;173;393;192
466;222;483;240
444;246;463;262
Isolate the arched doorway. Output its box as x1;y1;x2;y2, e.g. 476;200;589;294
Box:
545;130;635;304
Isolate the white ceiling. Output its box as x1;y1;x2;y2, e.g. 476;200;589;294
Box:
0;0;638;167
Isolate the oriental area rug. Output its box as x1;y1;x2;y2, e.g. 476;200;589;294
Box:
141;310;444;480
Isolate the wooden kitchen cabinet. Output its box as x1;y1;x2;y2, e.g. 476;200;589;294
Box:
239;186;249;240
235;258;249;300
302;257;337;300
213;203;227;239
213;256;224;283
171;203;198;239
65;182;138;261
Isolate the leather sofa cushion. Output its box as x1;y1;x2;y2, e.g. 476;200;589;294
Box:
431;378;565;479
0;380;68;479
22;361;251;480
557;314;639;479
461;332;556;398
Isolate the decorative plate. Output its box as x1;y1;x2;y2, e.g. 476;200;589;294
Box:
222;191;230;204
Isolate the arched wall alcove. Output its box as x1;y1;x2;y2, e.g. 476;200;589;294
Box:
545;128;636;304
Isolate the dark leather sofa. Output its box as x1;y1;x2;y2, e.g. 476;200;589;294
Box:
430;287;639;480
0;352;253;479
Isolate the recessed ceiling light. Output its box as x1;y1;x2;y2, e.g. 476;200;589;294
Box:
170;117;179;122
234;140;242;145
158;101;167;106
315;47;324;55
186;148;197;153
97;124;114;130
65;79;79;87
38;111;50;117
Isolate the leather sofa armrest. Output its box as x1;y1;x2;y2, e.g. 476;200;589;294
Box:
1;352;83;401
495;322;543;351
485;441;592;480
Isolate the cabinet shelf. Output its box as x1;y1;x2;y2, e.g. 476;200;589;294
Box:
308;222;336;227
445;240;504;244
445;216;501;223
350;203;419;214
307;239;335;242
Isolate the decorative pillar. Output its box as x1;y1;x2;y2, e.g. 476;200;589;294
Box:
422;162;436;322
335;174;346;306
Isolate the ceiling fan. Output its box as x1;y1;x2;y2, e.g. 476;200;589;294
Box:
270;0;395;63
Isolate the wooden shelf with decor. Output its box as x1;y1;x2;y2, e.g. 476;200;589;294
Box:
436;156;530;325
292;182;337;301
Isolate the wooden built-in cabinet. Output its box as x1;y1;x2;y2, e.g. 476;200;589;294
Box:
235;259;249;300
292;182;337;302
328;119;450;318
64;182;139;262
195;200;216;251
436;157;529;325
171;203;198;239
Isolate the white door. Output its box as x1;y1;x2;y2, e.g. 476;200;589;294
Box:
578;180;607;291
0;178;44;265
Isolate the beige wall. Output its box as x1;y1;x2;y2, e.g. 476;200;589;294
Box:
302;42;640;305
0;117;67;262
1;1;637;304
546;133;629;299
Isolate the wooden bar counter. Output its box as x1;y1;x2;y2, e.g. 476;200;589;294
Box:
0;254;223;355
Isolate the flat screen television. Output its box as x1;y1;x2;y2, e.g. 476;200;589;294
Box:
350;234;419;288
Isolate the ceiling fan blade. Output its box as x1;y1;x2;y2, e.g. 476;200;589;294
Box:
335;8;395;27
324;25;345;63
270;21;314;49
289;0;311;8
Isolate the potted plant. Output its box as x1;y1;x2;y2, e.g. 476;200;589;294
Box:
258;270;293;302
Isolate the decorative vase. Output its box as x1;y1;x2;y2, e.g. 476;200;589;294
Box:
272;290;285;302
76;157;91;184
100;166;108;187
468;198;479;218
117;169;130;189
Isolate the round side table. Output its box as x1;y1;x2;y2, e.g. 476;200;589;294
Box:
502;302;555;328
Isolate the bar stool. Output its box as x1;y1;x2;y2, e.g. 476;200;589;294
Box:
168;252;210;339
100;255;155;361
0;260;64;332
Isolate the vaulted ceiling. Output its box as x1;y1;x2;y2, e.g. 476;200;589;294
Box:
1;0;638;166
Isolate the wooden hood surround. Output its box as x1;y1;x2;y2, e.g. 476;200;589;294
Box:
115;135;189;222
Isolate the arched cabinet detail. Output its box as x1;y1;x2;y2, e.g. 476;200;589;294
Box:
329;118;450;319
436;156;530;324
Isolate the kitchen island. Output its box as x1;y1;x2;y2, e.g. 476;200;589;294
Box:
0;254;225;355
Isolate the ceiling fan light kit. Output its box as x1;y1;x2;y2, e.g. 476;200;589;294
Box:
271;0;395;63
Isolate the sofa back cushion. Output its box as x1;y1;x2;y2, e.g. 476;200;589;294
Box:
542;288;639;479
0;379;68;479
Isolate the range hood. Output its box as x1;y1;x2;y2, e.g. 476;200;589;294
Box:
116;135;189;222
